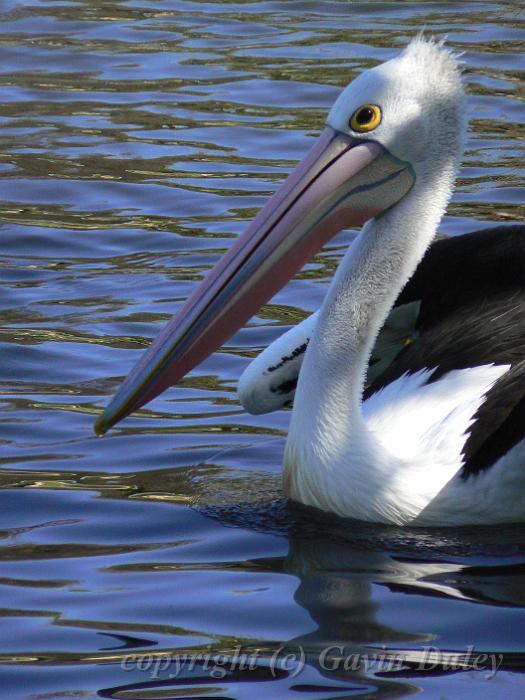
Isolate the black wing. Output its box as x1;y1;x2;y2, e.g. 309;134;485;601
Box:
366;224;525;477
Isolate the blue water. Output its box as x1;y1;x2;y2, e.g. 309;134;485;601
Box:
1;1;525;698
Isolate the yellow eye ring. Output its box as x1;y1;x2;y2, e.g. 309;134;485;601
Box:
349;104;382;132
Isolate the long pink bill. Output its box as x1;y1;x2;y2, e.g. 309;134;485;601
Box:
95;126;414;434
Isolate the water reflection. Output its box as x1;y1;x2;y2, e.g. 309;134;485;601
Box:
3;458;525;697
96;491;525;698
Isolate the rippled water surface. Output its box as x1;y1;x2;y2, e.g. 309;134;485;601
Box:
1;1;525;698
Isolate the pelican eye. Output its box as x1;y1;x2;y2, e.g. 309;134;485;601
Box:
349;104;382;132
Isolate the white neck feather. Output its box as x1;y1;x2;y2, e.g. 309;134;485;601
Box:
284;160;458;513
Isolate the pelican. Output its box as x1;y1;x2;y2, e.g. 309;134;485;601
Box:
95;37;525;526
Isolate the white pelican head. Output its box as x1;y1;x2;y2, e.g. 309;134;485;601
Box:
95;37;466;434
328;37;465;178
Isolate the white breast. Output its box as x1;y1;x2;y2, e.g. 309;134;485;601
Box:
285;363;513;526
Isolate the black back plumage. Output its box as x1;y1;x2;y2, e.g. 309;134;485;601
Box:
365;225;525;478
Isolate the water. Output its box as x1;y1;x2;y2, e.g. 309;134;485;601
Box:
1;1;525;698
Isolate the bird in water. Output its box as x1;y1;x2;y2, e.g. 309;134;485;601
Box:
95;37;525;527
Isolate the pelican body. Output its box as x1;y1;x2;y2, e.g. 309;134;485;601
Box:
95;38;525;526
